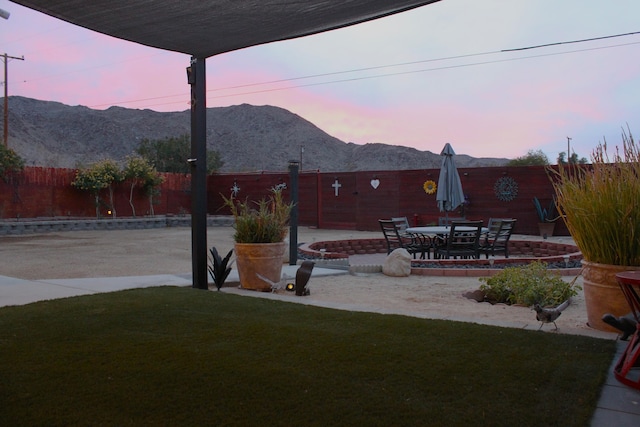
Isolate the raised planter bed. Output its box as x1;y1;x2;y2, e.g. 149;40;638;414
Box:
299;238;583;277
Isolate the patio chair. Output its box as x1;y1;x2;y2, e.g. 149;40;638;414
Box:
392;216;433;255
479;219;517;259
433;220;483;259
379;219;429;259
481;218;509;239
391;216;412;236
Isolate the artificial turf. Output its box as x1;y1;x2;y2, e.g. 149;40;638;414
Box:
0;287;616;426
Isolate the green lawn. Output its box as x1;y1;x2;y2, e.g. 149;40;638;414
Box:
0;287;615;426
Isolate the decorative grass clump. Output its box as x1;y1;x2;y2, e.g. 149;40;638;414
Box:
479;261;581;306
0;287;613;426
224;188;293;243
549;127;640;266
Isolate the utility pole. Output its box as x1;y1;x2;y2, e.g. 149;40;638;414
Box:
299;145;304;171
3;53;25;147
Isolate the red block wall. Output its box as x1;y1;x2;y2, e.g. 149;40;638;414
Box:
1;165;569;236
0;167;192;218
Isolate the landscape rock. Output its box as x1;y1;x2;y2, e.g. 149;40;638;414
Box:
382;248;412;277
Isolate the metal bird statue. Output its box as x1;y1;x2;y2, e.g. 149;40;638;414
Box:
295;261;315;296
602;313;638;340
256;261;314;295
534;300;570;330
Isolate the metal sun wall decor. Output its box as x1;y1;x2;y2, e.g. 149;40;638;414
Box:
423;180;437;195
494;176;518;201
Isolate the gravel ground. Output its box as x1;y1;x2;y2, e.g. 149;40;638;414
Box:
0;226;615;339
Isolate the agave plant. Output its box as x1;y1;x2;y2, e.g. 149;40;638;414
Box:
532;196;557;222
208;247;233;291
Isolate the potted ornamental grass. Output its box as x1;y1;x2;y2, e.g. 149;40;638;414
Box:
549;127;640;331
224;188;293;291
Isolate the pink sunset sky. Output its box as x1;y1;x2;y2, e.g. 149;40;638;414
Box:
1;0;639;162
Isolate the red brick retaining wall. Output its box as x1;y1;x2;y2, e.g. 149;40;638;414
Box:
300;238;583;277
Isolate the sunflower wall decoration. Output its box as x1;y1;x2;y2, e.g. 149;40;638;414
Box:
423;180;437;195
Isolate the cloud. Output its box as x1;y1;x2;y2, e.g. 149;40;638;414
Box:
2;0;640;162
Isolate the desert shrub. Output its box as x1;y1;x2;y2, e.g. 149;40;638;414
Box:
479;261;580;307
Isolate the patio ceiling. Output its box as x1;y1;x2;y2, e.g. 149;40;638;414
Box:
10;0;441;58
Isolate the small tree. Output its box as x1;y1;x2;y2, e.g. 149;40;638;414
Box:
123;155;164;217
0;145;25;182
507;149;550;166
557;151;588;165
142;170;164;216
72;159;123;218
136;134;224;174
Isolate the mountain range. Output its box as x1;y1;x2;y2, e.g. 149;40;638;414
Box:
3;96;509;172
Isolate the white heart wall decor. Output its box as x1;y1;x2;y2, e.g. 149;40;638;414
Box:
370;179;380;189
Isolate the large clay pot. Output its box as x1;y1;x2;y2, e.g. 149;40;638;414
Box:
582;260;640;332
234;242;286;292
537;222;555;239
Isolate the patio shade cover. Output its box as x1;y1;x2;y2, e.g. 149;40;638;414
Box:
436;143;465;213
9;0;441;58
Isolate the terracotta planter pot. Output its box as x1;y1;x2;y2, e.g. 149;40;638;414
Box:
582;261;640;332
537;222;555;239
234;242;286;292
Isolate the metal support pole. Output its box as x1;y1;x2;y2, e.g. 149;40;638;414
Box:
3;54;7;147
188;57;208;289
288;160;299;265
2;53;24;147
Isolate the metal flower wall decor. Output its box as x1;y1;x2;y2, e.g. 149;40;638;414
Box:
494;176;518;202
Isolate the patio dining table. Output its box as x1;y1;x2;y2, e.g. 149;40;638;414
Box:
405;226;488;236
406;225;489;259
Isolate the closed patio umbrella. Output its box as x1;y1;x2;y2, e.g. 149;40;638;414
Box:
436;143;465;225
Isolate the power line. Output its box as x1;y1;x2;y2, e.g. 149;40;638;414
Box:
201;40;640;102
501;30;640;52
67;29;639;109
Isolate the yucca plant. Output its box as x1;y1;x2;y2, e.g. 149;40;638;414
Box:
548;127;640;266
223;188;293;243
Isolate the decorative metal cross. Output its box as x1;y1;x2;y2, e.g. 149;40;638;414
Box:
332;179;342;196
